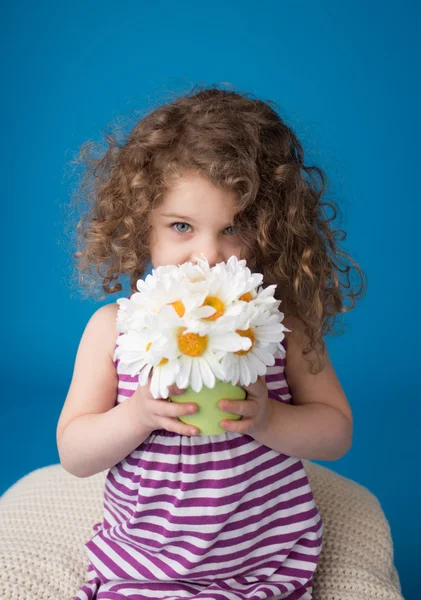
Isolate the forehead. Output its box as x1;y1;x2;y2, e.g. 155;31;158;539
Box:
156;171;239;218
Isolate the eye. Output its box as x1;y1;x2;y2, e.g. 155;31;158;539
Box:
170;222;239;235
225;226;239;236
171;222;192;234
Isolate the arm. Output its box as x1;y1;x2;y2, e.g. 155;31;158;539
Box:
253;399;352;461
56;304;152;478
253;317;353;461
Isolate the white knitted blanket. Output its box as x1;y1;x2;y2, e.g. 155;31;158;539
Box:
0;460;403;600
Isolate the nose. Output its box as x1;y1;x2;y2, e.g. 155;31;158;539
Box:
191;242;225;268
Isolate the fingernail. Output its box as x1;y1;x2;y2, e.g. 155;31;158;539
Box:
187;405;196;413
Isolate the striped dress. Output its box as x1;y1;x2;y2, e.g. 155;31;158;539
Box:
75;335;323;600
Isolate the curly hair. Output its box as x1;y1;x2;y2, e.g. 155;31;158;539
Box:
64;82;367;374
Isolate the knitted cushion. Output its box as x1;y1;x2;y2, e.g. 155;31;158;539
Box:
0;460;403;600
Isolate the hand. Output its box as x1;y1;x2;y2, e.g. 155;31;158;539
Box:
128;373;199;436
218;375;274;436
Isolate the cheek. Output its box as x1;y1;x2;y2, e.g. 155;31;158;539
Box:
148;227;172;250
147;227;158;248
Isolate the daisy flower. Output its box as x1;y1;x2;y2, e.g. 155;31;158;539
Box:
116;297;152;334
169;253;262;330
114;253;289;399
132;261;217;322
219;300;290;387
143;303;252;397
113;328;168;375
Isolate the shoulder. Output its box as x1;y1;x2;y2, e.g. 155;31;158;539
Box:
86;302;119;361
95;301;119;319
89;302;119;327
282;315;314;354
282;314;326;377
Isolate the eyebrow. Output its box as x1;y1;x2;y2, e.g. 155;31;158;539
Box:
160;213;234;226
160;213;199;222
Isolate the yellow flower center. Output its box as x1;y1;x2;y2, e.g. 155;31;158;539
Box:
239;292;253;302
177;327;208;356
202;296;225;321
146;341;168;366
168;300;185;317
235;328;255;355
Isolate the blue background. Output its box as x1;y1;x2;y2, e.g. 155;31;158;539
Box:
1;1;419;598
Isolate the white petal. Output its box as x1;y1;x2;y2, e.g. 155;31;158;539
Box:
222;354;239;385
204;352;227;381
239;357;252;386
254;324;286;344
190;360;203;392
247;352;266;380
138;364;152;386
211;333;252;352
176;357;192;389
150;368;161;399
252;345;276;366
198;358;216;389
194;305;217;318
160;362;176;390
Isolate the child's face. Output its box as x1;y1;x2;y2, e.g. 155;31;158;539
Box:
148;170;252;269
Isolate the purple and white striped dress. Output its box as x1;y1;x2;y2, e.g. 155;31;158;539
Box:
75;334;323;600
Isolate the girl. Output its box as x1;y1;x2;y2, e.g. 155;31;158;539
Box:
57;83;366;600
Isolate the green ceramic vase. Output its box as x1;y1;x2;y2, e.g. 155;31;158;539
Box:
169;379;247;435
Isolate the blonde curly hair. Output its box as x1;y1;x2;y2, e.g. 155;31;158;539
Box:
64;82;367;373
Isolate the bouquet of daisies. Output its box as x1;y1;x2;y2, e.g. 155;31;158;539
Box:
114;254;289;402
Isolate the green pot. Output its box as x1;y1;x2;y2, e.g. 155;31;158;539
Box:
169;379;247;435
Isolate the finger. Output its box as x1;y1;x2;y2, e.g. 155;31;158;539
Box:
167;383;185;396
220;416;253;434
152;398;198;418
161;417;199;436
242;375;266;392
219;399;256;416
